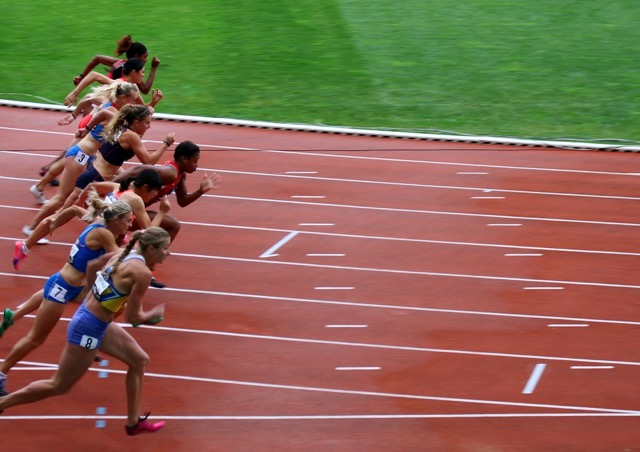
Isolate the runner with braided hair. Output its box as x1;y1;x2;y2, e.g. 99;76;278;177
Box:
0;227;170;436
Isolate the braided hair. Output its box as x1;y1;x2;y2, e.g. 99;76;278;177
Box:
109;227;170;274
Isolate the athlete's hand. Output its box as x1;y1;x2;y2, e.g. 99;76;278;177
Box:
159;195;171;214
151;89;163;105
200;172;221;194
163;132;175;147
151;56;161;68
64;92;78;107
58;113;75;126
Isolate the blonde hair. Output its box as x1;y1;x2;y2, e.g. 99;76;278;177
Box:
82;190;132;222
91;81;139;103
101;104;152;143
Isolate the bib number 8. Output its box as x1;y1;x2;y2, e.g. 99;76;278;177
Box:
80;335;99;350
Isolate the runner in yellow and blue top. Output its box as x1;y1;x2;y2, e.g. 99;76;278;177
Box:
0;227;170;437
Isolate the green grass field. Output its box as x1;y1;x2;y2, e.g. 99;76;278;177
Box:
1;0;639;141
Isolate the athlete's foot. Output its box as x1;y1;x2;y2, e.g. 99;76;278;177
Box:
149;277;166;289
125;412;165;436
0;309;14;338
12;241;28;270
0;370;8;396
29;185;46;205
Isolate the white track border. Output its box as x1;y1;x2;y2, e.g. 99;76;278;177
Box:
2;99;639;152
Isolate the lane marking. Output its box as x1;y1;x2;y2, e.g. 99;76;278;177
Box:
291;195;325;199
315;287;354;290
259;231;298;258
3;253;640;290
571;366;614;370
523;363;546;394
4;412;640;421
169;222;640;258
336;367;381;371
307;253;346;257
487;223;522;227
6;359;637;414
4;192;640;227
285;171;318;174
204;194;640;227
6;274;640;326
6;143;640;178
505;253;543;257
457;172;489;175
548;324;589;328
523;287;564;290
298;223;335;226
325;325;368;328
472;196;505;199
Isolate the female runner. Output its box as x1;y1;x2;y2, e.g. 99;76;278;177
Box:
0;227;171;436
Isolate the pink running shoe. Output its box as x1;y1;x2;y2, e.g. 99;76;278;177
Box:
12;241;28;270
125;412;165;436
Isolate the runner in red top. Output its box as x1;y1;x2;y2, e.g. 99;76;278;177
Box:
112;141;219;288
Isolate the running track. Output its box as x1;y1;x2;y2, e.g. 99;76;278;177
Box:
1;106;640;450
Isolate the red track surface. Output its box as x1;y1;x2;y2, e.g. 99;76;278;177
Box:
1;106;640;450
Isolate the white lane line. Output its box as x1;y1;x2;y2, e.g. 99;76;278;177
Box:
505;253;543;257
259;231;298;258
487;223;522;227
472;196;505;199
205;194;640;227
291;195;325;199
4;413;640;421
336;367;381;371
548;324;589;328
315;287;354;290
307;253;346;257
457;172;489;175
4;250;640;290
285;171;318;174
571;366;614;370
523;363;546;394
298;223;335;226
523;287;564;290
325;325;368;328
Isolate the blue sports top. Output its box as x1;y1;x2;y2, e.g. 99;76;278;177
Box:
88;102;112;143
67;223;107;273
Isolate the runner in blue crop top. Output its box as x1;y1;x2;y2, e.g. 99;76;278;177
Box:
68;223;108;273
0;201;132;397
88;102;111;142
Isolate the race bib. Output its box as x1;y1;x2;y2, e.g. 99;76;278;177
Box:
48;283;68;302
94;272;110;295
80;335;99;350
74;151;90;166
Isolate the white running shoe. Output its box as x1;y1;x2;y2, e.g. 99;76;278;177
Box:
21;225;49;244
29;185;46;204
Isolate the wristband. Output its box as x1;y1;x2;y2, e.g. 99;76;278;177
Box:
162;140;170;146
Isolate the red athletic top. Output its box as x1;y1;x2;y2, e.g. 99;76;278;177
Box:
157;160;182;198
